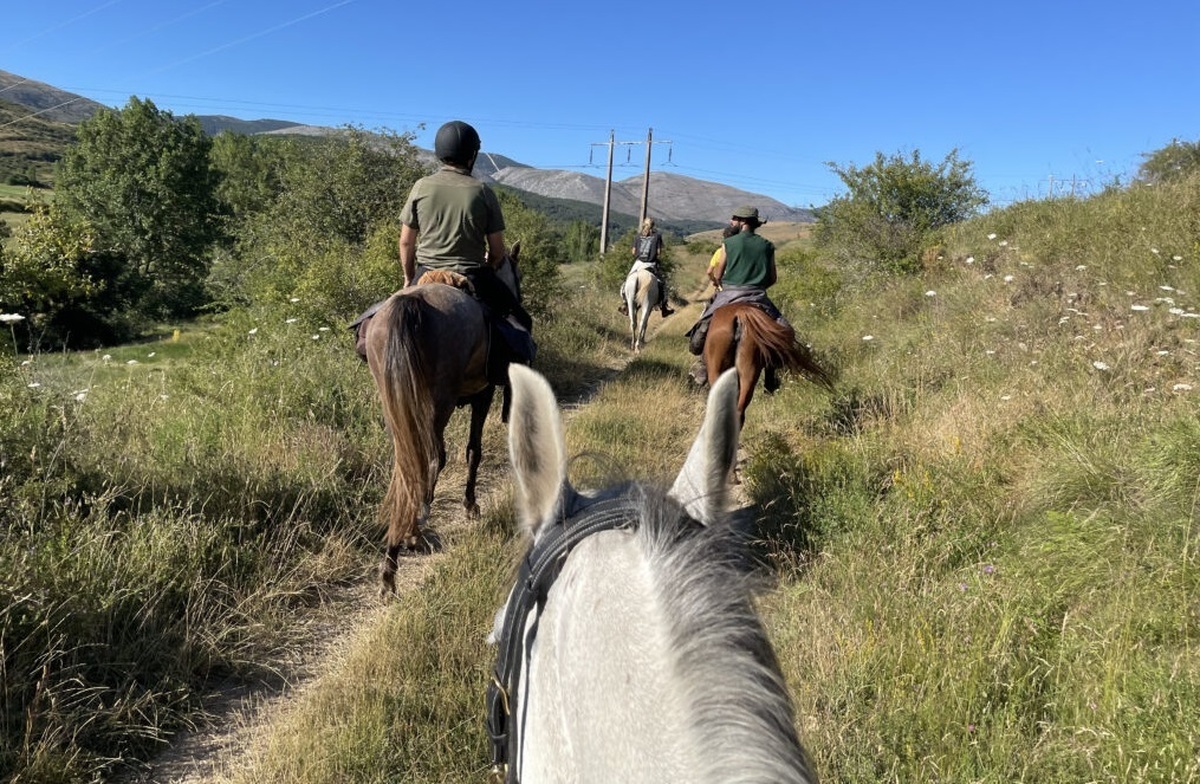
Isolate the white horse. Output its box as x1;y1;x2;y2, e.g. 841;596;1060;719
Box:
487;365;816;783
621;267;659;352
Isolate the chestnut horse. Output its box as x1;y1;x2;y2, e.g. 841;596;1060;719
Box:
364;249;522;593
703;303;833;424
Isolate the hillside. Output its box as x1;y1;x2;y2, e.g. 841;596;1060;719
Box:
0;98;75;185
0;69;814;230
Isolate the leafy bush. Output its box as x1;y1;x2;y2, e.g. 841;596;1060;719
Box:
814;149;988;275
1137;137;1200;184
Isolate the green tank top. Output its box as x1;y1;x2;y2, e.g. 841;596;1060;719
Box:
721;232;774;287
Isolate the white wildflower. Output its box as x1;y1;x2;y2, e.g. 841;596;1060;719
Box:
318;326;330;331
1004;275;1014;283
1160;285;1176;292
1169;308;1185;315
925;290;937;297
27;382;41;388
312;334;320;340
999;240;1009;247
248;327;258;335
1130;304;1150;311
21;359;31;367
0;313;25;324
986;350;996;356
987;233;997;240
290;297;301;303
75;392;87;402
285;318;298;324
1000;395;1012;401
1173;255;1183;261
1172;383;1193;392
1075;265;1088;271
1092;361;1110;371
966;256;975;264
1151;248;1160;255
102;354;112;362
1157;350;1170;356
147;352;155;358
126;359;139;365
862;335;875;341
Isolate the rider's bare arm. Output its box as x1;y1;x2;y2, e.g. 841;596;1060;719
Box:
399;223;418;286
487;231;507;269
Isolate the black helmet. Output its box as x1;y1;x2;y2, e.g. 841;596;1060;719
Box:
434;120;481;168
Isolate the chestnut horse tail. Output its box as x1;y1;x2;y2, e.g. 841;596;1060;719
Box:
737;308;836;390
378;295;438;547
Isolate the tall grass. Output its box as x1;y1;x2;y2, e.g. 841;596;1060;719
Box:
748;173;1200;781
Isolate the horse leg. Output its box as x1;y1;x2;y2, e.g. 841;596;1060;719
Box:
735;344;761;428
380;542;402;596
462;388;493;519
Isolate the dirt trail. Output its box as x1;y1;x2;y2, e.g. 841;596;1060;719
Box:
125;339;664;783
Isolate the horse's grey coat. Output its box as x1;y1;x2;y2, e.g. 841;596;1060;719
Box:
495;365;817;783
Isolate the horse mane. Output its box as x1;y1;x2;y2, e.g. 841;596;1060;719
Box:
631;487;816;784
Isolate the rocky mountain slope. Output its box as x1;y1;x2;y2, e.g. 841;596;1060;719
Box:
0;69;814;226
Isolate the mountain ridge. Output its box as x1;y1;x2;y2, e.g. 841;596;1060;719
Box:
0;69;815;226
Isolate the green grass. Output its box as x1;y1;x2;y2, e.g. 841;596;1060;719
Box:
4;175;1200;782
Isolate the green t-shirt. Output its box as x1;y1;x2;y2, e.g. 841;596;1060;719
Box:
400;167;505;271
721;231;774;287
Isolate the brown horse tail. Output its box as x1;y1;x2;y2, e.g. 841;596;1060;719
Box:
379;295;438;546
737;308;836;391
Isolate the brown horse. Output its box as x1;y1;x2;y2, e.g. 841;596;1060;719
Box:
703;303;833;424
364;249;521;593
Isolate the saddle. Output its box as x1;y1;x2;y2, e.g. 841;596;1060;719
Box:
349;270;534;381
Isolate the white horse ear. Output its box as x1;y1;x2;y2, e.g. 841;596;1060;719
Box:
669;368;740;525
507;364;568;538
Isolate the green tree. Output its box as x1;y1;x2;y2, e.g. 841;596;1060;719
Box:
0;202;144;348
210;126;428;317
56;97;220;318
1136;138;1200;185
563;220;599;262
815;149;988;274
496;189;561;318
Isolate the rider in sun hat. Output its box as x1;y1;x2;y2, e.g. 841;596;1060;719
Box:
685;205;788;389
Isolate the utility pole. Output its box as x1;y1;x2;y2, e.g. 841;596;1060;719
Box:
600;130;614;255
589;129;673;255
639;128;653;227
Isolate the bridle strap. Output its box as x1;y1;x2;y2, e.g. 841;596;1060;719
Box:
487;495;644;783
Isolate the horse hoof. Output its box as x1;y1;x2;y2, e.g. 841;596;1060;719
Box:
465;502;481;520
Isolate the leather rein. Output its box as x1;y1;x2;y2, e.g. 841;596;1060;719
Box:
486;494;647;783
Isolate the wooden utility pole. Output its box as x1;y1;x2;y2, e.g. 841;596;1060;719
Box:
639;127;653;227
600;130;614;255
589;129;672;255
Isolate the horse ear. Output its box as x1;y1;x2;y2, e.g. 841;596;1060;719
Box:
507;364;568;538
669;368;740;525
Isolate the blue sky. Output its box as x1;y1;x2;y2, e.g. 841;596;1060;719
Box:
3;0;1199;212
